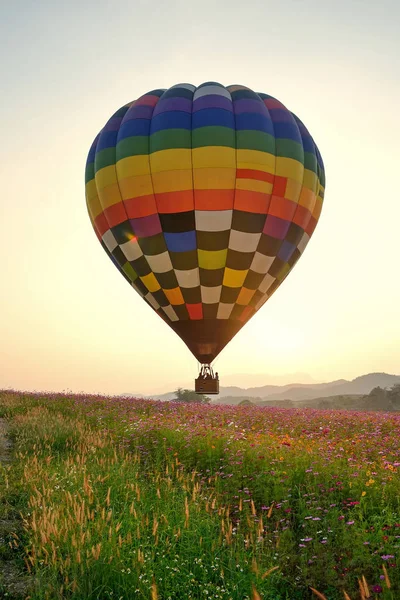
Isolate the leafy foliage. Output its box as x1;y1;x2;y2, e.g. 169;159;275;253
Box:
0;390;399;599
174;387;210;404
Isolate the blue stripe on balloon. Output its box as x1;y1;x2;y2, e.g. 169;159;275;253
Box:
235;112;274;134
272;121;302;143
292;116;316;153
118;119;151;141
164;231;197;252
316;147;325;177
151;111;192;133
301;134;315;153
87;134;100;163
96;130;118;152
278;240;296;262
192;108;235;129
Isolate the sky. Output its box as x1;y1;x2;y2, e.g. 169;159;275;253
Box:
1;0;399;396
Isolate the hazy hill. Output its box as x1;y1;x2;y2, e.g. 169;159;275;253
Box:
124;372;400;404
259;373;400;402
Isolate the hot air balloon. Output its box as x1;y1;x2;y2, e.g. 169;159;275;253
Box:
85;83;325;394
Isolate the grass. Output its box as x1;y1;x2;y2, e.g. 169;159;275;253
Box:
0;390;399;599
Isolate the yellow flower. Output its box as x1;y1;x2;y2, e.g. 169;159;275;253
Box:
361;491;366;497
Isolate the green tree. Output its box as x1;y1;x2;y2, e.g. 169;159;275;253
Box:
364;386;389;411
174;388;210;404
238;399;253;406
387;384;400;409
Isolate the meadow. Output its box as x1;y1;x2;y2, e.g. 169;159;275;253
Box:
0;391;399;600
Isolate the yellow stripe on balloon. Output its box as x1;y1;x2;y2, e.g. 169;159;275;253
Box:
198;249;227;270
85;179;98;201
193;167;235;190
98;183;123;209
303;169;318;192
151;169;193;193
95;165;118;190
223;268;248;288
312;197;323;220
140;272;161;293
298;187;316;211
86;190;104;220
236;150;275;172
150;149;192;173
285;178;303;203
122;262;138;282
85;194;95;222
276;262;291;281
192;146;236;169
117;155;150;178
118;174;154;200
275;157;304;183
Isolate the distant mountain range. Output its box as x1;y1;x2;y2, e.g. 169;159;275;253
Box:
124;372;400;405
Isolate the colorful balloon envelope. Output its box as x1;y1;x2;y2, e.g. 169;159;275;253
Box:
85;82;325;366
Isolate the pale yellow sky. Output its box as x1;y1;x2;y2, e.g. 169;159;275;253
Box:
1;1;399;395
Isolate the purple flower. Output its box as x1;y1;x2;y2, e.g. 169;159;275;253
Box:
372;585;383;593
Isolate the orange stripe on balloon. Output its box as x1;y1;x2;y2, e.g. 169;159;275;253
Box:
239;305;255;322
312;197;323;220
235;190;271;214
155;190;194;213
125;195;158;218
194;189;234;210
104;202;128;228
305;216;317;236
268;196;297;221
94;212;109;237
292;204;312;228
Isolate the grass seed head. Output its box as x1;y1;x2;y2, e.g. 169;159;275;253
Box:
382;564;391;589
151;576;158;600
310;587;328;600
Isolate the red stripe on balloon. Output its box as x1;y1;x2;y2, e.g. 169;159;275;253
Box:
186;303;203;320
236;169;274;183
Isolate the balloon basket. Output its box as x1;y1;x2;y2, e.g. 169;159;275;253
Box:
195;364;219;395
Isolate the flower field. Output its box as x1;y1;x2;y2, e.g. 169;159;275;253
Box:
0;391;399;599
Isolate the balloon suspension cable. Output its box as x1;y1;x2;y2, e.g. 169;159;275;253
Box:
212;355;220;370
